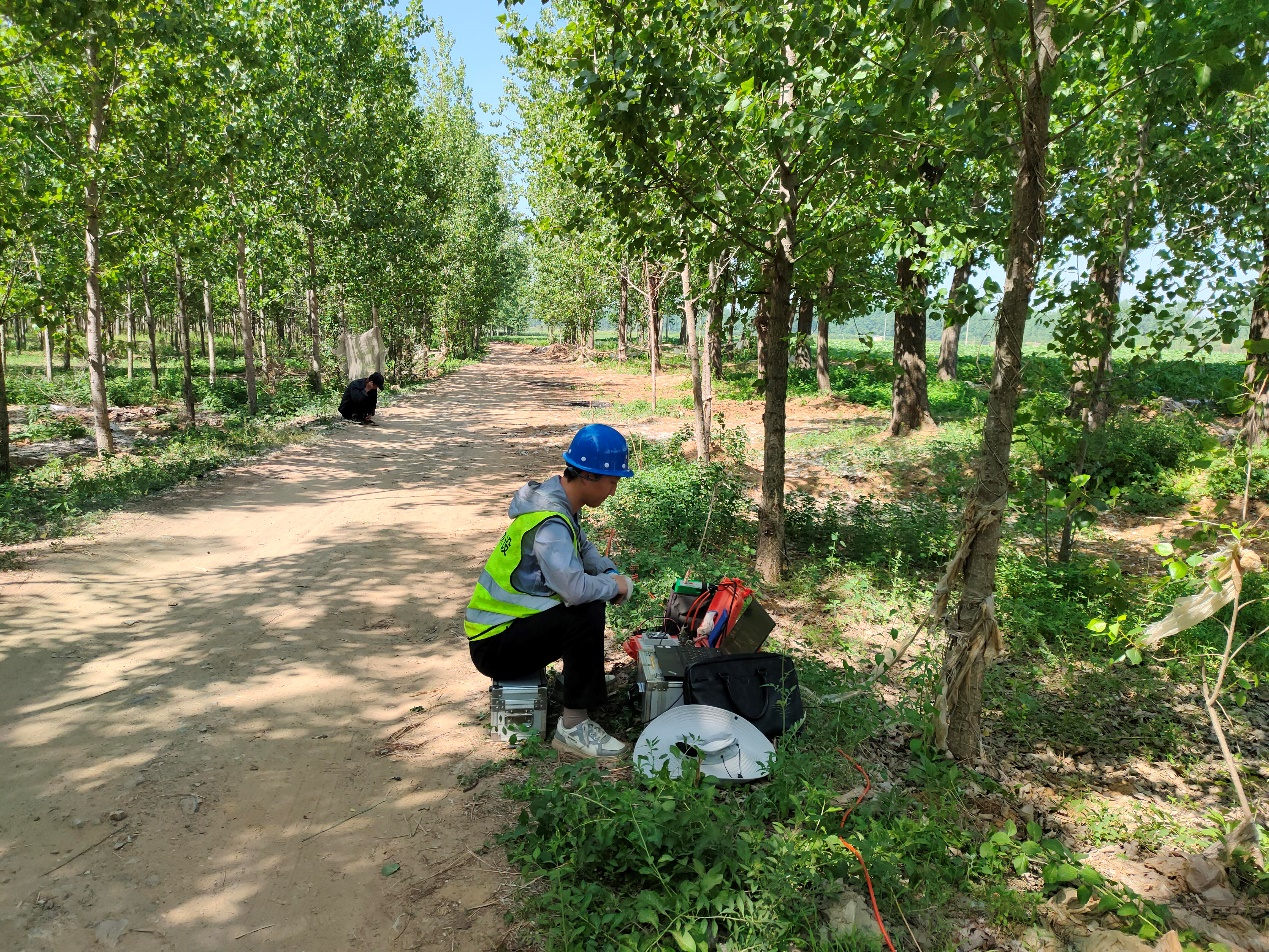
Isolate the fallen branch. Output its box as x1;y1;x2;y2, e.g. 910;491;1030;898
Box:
41;829;117;876
301;797;389;843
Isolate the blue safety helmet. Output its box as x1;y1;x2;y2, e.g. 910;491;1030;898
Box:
563;424;635;478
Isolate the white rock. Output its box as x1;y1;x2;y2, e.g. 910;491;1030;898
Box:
95;918;128;947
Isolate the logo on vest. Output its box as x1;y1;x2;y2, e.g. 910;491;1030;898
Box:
498;533;513;556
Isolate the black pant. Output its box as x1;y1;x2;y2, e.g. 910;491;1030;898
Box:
469;601;607;710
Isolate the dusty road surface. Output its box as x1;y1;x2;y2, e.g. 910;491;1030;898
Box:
0;345;600;952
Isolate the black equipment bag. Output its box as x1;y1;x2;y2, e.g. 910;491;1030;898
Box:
663;586;716;638
683;652;803;739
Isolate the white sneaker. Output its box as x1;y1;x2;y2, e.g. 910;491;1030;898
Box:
551;718;630;760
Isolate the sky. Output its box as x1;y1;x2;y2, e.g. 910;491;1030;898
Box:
418;0;522;132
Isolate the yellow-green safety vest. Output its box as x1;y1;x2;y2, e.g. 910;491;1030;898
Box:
465;510;580;641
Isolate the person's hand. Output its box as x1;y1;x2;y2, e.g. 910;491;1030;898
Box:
611;574;634;605
364;417;379;427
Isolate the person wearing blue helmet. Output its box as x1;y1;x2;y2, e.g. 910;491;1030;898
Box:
465;424;637;760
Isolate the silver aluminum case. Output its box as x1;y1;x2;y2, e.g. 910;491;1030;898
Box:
635;642;685;722
490;672;548;745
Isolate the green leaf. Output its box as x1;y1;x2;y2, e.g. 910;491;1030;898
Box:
381;862;400;876
1153;542;1174;556
1196;62;1213;92
1013;854;1029;875
672;930;697;951
1125;647;1142;666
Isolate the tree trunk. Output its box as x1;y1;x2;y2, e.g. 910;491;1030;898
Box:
617;261;629;362
62;317;71;371
1243;232;1269;446
938;259;974;381
817;265;837;396
126;282;135;380
305;228;322;391
890;250;935;435
32;244;52;381
755;289;767;381
0;267;14;479
141;267;158;389
1069;119;1150;431
938;0;1056;762
645;260;663;373
42;324;53;381
83;33;113;454
0;321;8;479
708;260;724;381
682;258;709;462
203;277;216;386
174;251;196;423
643;260;664;405
794;292;812;369
236;227;258;414
755;157;798;584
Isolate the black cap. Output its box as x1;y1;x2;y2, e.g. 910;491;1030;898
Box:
368;372;385;387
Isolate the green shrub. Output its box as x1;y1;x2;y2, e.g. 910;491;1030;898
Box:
995;551;1130;650
1206;447;1269;502
12;409;88;443
601;459;748;557
785;492;957;571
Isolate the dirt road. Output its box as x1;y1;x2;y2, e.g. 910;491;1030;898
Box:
0;345;594;952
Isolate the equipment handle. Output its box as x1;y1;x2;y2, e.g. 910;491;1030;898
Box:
719;671;772;722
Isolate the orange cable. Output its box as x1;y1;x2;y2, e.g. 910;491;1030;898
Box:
837;748;899;952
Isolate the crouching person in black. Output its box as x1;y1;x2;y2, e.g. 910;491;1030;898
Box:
339;372;384;425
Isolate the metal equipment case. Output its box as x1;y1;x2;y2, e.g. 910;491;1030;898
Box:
634;643;684;722
489;670;547;744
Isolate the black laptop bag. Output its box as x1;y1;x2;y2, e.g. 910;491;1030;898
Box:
683;652;803;739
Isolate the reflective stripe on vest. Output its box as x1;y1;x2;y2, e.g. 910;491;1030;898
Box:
465;510;580;641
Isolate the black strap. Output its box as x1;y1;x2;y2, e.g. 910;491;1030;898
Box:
719;670;772;722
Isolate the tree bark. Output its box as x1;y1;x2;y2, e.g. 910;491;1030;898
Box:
236;227;258;414
0;321;8;479
755;287;767;382
708;259;725;380
42;325;52;381
794;292;812;369
939;0;1056;762
617;261;629;362
0;268;14;479
83;33;114;454
126;282;135;380
817;267;835;395
890;252;935;435
203;278;216;386
682;258;709;462
32;245;52;382
174;251;196;423
1069;119;1150;431
141;267;158;389
305;228;322;391
1243;232;1269;446
891;162;942;437
642;259;665;405
755;158;798;584
938;259;974;381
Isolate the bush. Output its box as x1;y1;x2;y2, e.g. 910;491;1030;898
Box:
1206;446;1269;503
785;492;957;571
995;550;1130;649
602;459;748;557
12;409;88;443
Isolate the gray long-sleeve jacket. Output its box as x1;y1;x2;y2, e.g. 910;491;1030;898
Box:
507;476;621;606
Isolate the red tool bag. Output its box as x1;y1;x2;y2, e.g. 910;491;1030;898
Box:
693;578;753;647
